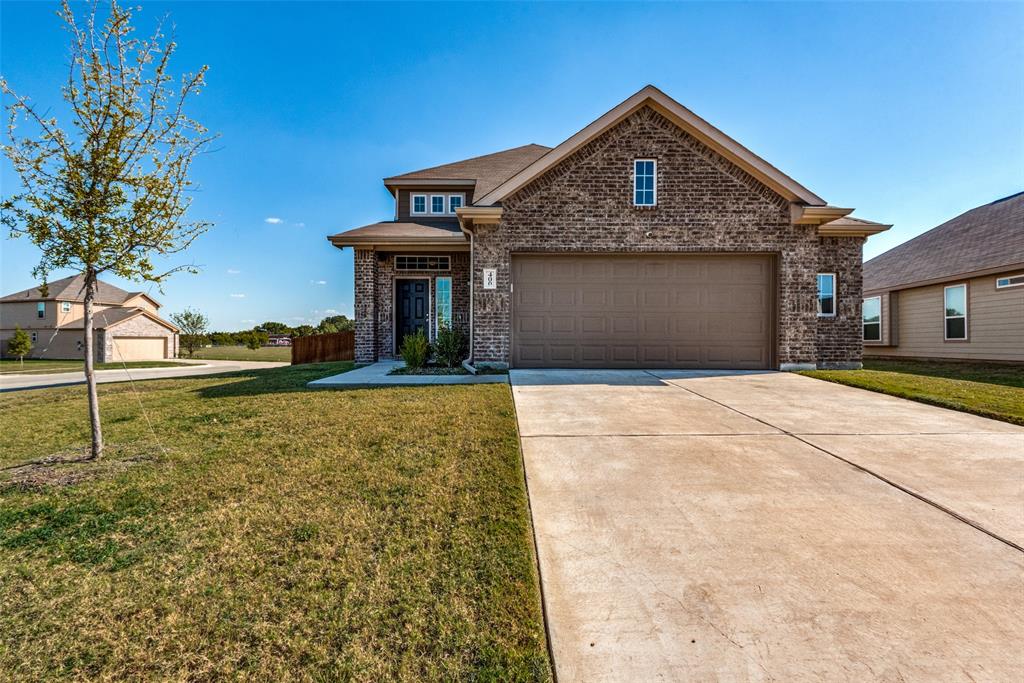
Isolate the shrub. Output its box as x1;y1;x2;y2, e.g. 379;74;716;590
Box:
434;324;466;368
400;329;431;369
7;326;32;365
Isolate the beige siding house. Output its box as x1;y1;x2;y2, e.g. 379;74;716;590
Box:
863;191;1024;363
0;275;179;361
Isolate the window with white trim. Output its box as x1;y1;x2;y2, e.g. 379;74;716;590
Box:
411;194;427;214
435;277;452;330
447;195;463;213
944;284;967;340
863;296;881;341
31;332;38;342
817;273;836;317
634;159;656;206
431;195;445;214
61;301;72;313
36;302;45;319
395;255;450;271
996;273;1024;289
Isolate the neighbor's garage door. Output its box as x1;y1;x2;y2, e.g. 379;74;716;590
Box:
111;337;167;361
512;254;773;369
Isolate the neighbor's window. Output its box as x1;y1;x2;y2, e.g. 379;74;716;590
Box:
863;296;881;341
447;194;463;213
634;159;656;206
944;284;967;340
61;301;72;313
36;302;45;319
996;273;1024;289
412;194;427;214
31;332;38;342
817;273;836;317
431;195;445;214
435;277;452;330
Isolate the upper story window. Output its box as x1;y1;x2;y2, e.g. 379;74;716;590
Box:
863;296;881;341
634;159;656;206
61;301;72;313
817;273;836;317
944;284;967;340
996;273;1024;289
448;195;463;213
412;195;427;214
410;192;464;216
431;195;446;214
37;302;45;319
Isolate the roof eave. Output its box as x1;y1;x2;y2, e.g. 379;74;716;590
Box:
383;178;476;193
865;260;1024;294
327;235;469;251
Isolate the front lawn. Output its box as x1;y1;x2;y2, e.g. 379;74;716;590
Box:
801;359;1024;425
0;363;550;680
188;345;292;362
0;359;192;375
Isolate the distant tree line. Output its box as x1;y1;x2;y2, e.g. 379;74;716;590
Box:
174;314;356;354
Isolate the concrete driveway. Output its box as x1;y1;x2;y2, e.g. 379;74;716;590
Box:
0;359;288;392
511;369;1024;682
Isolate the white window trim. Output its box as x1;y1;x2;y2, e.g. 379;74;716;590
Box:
429;194;446;215
36;302;45;319
943;283;968;341
633;159;657;207
817;273;837;317
411;194;427;215
446;194;464;214
435;276;452;335
61;301;72;313
862;295;882;342
995;273;1024;289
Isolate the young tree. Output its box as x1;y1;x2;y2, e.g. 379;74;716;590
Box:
170;308;209;357
7;326;33;368
1;1;215;459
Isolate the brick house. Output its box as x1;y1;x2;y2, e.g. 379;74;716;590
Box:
329;86;890;370
0;274;179;361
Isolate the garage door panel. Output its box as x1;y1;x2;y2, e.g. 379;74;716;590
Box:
512;255;772;369
111;336;166;361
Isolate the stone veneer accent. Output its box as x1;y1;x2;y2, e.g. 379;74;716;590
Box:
353;250;470;362
97;314;178;362
469;105;864;368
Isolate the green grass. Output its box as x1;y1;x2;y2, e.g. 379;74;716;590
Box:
188;345;292;362
801;359;1024;425
0;362;551;681
0;359;193;375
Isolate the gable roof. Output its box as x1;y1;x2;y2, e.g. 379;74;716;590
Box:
863;191;1024;292
476;85;826;207
384;144;552;197
61;307;179;332
0;274;156;306
328;219;466;248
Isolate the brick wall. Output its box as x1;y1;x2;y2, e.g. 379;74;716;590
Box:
354;249;377;363
471;104;863;368
817;236;865;369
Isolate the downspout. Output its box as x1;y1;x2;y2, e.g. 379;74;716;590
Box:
468;228;475;364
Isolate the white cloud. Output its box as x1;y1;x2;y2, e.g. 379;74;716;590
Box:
264;217;283;225
310;279;327;286
240;319;255;324
294;222;306;228
226;268;241;275
229;293;246;299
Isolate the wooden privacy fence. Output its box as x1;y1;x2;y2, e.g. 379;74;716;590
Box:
291;331;355;365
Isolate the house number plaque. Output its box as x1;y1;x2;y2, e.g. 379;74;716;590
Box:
482;268;497;290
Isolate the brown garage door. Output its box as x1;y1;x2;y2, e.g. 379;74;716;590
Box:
512;254;773;369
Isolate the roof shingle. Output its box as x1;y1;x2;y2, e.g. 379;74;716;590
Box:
384;144;552;198
863;192;1024;292
0;274;147;305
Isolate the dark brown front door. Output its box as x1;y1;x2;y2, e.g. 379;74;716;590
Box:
512;254;774;369
396;279;429;347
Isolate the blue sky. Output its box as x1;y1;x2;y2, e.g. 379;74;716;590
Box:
2;1;1021;330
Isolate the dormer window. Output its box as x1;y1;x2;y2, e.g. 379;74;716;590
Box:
409;192;465;217
431;195;445;214
634;159;656;206
448;195;463;213
412;195;427;215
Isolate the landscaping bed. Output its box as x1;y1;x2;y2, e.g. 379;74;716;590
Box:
0;362;551;680
801;359;1024;425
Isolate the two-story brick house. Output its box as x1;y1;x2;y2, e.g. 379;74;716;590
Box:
0;274;179;361
329;86;890;370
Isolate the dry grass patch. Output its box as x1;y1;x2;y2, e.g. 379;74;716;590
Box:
0;362;551;681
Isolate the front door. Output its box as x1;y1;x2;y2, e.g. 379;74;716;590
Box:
396;279;429;348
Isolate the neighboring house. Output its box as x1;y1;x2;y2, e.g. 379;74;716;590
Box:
862;191;1024;363
0;275;179;361
268;334;292;346
329;85;890;370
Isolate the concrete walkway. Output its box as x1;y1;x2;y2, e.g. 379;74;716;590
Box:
308;360;508;387
0;359;288;392
511;369;1024;682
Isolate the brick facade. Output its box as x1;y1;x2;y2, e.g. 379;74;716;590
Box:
470;105;864;369
97;314;178;362
353;250;470;362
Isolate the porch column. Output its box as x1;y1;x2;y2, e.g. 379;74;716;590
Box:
353;248;378;363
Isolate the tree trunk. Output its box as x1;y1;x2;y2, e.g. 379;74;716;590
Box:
83;271;104;460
